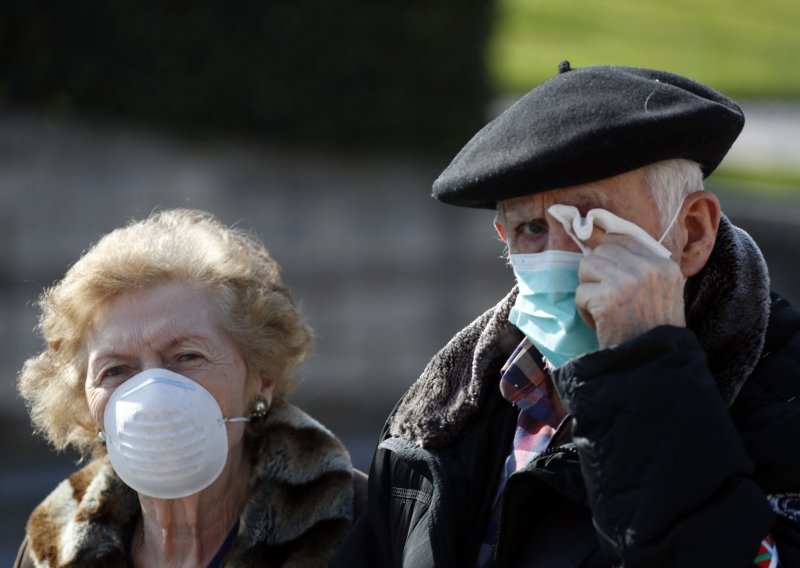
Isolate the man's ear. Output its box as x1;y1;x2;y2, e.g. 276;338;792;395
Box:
494;215;508;243
677;191;721;277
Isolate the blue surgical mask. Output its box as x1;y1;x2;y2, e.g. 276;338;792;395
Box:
508;250;599;367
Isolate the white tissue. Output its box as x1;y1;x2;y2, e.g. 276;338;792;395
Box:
548;204;672;258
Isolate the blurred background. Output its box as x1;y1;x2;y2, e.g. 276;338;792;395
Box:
1;0;798;562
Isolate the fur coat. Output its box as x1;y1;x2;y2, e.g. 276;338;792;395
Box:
18;401;355;567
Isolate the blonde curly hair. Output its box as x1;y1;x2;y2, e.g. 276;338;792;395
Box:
18;209;313;454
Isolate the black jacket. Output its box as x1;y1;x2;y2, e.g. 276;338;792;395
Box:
333;218;800;567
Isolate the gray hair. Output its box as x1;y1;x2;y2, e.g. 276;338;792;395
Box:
643;159;704;231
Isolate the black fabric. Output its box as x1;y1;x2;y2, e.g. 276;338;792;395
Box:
209;521;240;568
432;63;744;209
554;327;774;564
331;387;518;567
332;296;800;567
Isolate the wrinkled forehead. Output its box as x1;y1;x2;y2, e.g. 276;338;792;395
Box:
497;170;655;221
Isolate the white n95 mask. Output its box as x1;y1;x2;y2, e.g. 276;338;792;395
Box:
102;368;249;500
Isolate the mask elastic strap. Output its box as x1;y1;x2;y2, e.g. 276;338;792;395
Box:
224;417;250;423
657;200;684;245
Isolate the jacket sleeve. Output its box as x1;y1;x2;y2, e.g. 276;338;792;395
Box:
553;326;774;566
731;294;800;564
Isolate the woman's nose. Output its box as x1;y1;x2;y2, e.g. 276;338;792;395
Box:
139;359;164;373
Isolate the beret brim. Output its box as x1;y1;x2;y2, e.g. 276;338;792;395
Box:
432;64;744;209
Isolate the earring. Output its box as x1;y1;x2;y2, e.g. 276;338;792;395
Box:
97;431;106;444
250;396;269;421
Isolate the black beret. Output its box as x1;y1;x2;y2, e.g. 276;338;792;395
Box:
432;62;745;209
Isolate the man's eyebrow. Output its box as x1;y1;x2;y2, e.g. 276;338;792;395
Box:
503;204;545;223
555;191;611;209
502;189;613;224
564;194;596;207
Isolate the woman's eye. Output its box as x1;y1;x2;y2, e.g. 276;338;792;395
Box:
99;366;127;382
177;353;201;363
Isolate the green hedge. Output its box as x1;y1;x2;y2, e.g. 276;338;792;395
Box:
489;0;800;98
0;1;492;152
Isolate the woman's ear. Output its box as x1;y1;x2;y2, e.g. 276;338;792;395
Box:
248;371;274;406
677;191;721;277
259;374;274;404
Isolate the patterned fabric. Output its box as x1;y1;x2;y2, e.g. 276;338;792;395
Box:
754;534;779;568
768;492;800;523
475;338;566;567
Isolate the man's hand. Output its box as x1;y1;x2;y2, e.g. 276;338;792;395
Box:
575;234;686;348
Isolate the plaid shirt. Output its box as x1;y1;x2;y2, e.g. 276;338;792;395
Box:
474;338;779;567
475;338;566;567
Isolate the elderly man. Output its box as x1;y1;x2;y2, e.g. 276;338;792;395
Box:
333;63;800;566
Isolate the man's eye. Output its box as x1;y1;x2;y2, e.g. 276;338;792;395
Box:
521;221;546;235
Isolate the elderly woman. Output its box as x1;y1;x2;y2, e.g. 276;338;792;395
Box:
15;209;357;567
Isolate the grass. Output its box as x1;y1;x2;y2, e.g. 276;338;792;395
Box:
488;0;800;98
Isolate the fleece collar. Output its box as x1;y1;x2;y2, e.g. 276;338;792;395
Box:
25;402;354;567
389;215;771;448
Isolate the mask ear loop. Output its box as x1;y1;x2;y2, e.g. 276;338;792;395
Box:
656;199;685;245
223;396;270;424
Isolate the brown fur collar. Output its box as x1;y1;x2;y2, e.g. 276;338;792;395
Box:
24;401;354;567
389;216;771;448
